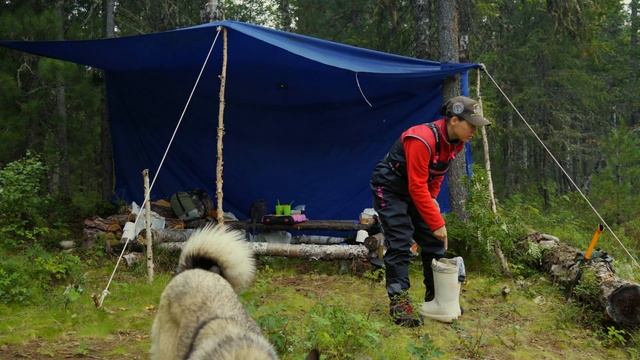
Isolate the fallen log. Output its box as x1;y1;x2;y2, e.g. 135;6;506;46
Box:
295;235;346;245
152;228;196;243
525;232;640;328
123;252;143;267
159;242;369;260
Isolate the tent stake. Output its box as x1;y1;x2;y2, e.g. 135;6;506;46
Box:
216;26;228;224
477;66;511;277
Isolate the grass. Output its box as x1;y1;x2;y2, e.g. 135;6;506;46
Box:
0;255;637;359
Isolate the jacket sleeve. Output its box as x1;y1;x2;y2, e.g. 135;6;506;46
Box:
428;176;444;199
404;138;445;231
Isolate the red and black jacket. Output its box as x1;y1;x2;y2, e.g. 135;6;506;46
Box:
371;118;464;231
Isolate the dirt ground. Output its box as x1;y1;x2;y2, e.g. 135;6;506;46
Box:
0;331;148;359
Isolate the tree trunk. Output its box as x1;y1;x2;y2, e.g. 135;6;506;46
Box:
101;0;115;201
505;112;514;195
278;0;293;31
631;0;638;55
438;0;459;99
522;134;528;171
205;0;222;22
53;0;70;198
525;232;640;328
159;241;369;260
458;0;472;62
632;0;639;125
439;0;467;221
411;0;436;59
54;80;69;196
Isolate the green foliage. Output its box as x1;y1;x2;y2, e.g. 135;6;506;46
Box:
602;326;628;347
0;152;51;247
256;306;301;355
221;0;279;27
62;284;83;305
572;267;600;305
590;122;640;224
0;246;82;304
305;302;383;359
447;166;527;270
407;335;444;359
452;317;487;359
294;0;416;56
0;267;31;303
362;267;385;285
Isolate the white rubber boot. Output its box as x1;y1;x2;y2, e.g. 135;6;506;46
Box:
438;257;462;317
419;258;461;323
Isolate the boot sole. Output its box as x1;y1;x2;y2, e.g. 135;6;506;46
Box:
420;312;459;323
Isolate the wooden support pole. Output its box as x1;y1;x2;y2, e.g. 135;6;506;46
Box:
215;26;228;225
143;169;154;283
477;67;511;277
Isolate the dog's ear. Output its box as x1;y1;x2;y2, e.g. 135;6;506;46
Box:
305;349;320;360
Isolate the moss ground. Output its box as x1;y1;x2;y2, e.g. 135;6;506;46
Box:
0;256;636;359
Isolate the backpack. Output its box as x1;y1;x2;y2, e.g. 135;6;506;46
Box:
170;190;213;221
250;199;266;224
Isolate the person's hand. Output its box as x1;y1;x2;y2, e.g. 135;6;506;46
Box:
433;198;440;212
433;225;448;251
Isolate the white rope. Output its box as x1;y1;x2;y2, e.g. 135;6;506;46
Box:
481;64;640;270
355;72;373;107
98;27;222;308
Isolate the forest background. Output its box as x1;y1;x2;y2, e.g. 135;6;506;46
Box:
0;0;639;356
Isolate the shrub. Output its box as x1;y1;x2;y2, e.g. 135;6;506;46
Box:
255;307;299;355
304;302;383;359
407;335;444;359
0;152;81;249
0;151;51;247
447;166;527;270
0;246;83;304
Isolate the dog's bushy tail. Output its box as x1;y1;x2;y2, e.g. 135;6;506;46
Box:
177;224;255;292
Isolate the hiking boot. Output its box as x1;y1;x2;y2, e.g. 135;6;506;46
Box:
389;294;423;327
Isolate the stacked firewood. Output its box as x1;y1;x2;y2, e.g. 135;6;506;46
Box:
82;215;126;248
82;200;185;249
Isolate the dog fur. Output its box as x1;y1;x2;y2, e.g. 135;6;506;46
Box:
150;224;278;360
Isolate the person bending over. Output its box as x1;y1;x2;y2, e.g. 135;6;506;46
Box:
370;96;490;327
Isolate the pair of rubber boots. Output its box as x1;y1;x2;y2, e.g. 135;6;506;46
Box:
419;258;462;323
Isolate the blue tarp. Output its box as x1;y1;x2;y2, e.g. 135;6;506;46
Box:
1;21;478;220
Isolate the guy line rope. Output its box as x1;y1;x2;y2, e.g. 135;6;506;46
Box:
481;64;640;270
97;27;222;308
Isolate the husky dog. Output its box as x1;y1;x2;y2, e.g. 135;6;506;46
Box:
150;224;278;360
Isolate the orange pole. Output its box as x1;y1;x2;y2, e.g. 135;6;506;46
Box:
584;224;604;260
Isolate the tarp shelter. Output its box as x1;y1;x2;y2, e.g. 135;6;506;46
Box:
0;21;478;220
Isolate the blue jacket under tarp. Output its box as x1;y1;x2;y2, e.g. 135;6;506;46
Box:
0;21;478;220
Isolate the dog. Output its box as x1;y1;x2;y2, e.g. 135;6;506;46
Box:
150;224;278;360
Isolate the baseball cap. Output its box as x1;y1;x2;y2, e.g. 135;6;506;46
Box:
442;96;491;126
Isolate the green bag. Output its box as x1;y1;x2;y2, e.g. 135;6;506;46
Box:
170;191;206;221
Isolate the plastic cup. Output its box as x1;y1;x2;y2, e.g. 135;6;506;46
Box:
275;205;284;215
282;204;291;216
